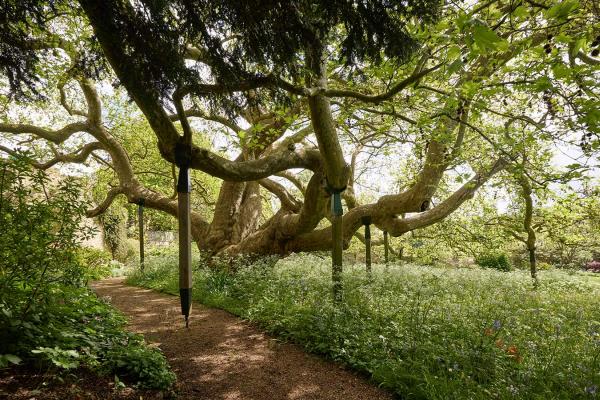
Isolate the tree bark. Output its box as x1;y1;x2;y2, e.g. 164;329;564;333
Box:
519;175;537;285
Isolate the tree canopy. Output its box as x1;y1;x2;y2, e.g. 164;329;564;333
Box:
0;0;598;258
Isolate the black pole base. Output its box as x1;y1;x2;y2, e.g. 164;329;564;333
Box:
180;288;192;327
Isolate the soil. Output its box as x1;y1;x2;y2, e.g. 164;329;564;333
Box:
0;365;163;400
90;277;394;400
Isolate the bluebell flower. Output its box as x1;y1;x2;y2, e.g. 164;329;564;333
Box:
585;384;598;395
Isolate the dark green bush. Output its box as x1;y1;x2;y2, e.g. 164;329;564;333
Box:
475;253;511;271
0;155;174;390
0;156;92;298
0;286;175;389
103;345;176;389
76;247;113;281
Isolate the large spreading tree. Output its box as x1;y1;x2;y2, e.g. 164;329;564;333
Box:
1;0;598;258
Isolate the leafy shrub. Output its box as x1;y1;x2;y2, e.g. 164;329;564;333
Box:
0;155;92;307
0;286;175;389
120;238;139;264
475;253;511;271
31;346;81;369
537;261;553;271
103;345;176;389
76;247;113;281
0;354;22;368
0;155;175;391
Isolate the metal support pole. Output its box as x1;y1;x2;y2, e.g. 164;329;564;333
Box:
331;192;343;303
138;199;144;271
177;166;192;328
383;231;389;264
362;216;371;273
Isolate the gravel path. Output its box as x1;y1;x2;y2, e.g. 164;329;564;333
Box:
92;278;393;400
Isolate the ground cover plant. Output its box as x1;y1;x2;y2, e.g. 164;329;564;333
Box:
0;286;175;391
129;249;600;399
0;157;175;392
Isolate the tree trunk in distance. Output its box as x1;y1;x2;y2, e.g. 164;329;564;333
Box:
519;174;538;287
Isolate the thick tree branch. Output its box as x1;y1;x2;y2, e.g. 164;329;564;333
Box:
267;124;314;154
184;145;322;181
306;43;349;190
86;186;124;217
0;122;89;144
274;171;306;194
319;63;442;104
383;158;509;235
577;51;600;66
283;158;508;253
58;83;88;118
259;178;302;212
24;141;103;170
168;108;242;133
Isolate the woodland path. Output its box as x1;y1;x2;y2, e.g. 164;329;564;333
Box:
92;278;393;400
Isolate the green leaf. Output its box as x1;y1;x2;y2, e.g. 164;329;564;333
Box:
582;108;600;128
472;25;508;53
456;12;469;30
512;6;528;19
551;63;570;79
4;354;22;365
461;81;481;97
447;46;461;60
64;350;80;358
546;0;579;20
447;58;463;75
534;77;553;92
565;163;582;170
569;38;585;58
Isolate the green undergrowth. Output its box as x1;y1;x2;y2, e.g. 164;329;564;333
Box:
0;286;176;390
0;157;174;392
128;249;600;399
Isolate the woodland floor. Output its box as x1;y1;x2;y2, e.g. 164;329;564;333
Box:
0;364;162;400
88;277;393;400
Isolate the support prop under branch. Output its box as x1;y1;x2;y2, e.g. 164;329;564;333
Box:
176;143;193;328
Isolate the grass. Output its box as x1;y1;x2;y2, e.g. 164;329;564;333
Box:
127;249;600;399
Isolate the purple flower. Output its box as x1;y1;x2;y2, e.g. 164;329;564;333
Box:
493;320;502;330
585;260;600;273
586;385;598;395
